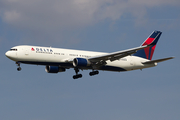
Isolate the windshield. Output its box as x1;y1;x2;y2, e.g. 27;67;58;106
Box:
10;48;18;51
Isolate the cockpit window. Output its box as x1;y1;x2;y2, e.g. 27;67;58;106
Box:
10;48;18;51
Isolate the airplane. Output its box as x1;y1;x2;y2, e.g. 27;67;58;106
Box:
5;31;174;79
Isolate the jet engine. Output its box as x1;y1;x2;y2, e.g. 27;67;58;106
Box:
45;66;66;73
73;58;91;67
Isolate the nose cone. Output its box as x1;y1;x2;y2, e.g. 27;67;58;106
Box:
5;51;10;57
5;51;17;61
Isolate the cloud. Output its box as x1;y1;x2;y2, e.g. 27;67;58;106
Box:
0;0;179;45
3;10;21;23
1;0;179;29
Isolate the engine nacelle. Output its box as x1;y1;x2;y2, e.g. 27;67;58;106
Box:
45;66;66;73
73;58;91;67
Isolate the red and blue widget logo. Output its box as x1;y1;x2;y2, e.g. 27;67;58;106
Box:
31;48;35;51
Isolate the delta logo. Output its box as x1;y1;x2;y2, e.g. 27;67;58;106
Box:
31;47;53;52
31;48;35;51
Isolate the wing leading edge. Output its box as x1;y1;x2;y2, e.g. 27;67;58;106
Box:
88;45;148;62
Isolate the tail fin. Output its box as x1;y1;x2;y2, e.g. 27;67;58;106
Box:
133;31;162;60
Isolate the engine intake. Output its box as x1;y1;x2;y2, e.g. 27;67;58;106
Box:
73;58;91;67
45;66;66;73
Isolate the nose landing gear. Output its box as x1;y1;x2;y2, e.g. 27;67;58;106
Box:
16;62;22;71
17;67;22;71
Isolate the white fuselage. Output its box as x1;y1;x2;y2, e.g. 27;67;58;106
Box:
5;45;157;72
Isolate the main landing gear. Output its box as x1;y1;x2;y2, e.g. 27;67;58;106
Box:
73;68;82;79
73;68;99;79
89;70;99;76
16;62;22;71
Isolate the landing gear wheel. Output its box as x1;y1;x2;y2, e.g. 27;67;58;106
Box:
17;67;21;71
73;74;82;79
78;74;82;78
89;71;99;76
73;68;82;79
16;62;21;71
95;71;99;74
89;72;94;76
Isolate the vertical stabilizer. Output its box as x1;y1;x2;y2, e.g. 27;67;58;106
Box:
133;31;162;60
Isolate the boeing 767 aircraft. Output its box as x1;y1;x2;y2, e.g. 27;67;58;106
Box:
5;31;174;79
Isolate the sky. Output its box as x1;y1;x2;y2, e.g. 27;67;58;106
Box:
0;0;180;120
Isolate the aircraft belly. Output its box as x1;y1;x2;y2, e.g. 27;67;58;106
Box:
99;65;126;71
19;61;73;67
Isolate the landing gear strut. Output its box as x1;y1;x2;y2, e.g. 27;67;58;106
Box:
89;70;99;76
73;68;82;79
16;62;22;71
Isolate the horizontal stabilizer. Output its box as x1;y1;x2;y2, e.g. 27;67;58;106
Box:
142;57;174;64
